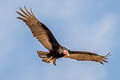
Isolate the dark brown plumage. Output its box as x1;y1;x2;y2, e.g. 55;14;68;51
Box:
17;6;110;66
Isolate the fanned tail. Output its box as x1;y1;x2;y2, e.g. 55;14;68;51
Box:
37;51;56;66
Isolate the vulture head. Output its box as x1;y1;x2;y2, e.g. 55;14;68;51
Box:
58;46;70;56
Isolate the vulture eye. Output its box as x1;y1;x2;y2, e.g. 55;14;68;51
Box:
63;50;69;56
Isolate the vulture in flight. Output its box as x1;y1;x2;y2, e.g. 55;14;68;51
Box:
16;7;110;66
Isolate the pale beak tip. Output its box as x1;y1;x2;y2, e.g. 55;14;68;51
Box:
67;54;70;56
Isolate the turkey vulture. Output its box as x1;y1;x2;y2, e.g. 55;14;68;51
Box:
16;7;110;66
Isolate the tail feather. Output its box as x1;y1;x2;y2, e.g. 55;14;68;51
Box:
37;51;57;66
37;51;48;58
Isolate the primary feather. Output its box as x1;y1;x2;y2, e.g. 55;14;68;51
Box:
16;6;60;51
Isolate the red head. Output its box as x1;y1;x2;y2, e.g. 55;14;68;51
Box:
63;50;69;56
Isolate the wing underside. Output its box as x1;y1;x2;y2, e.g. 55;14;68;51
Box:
16;6;60;50
64;51;110;64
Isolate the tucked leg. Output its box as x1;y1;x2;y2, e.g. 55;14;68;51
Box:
46;56;53;63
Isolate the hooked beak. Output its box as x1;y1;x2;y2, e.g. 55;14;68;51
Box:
63;50;70;56
66;53;70;56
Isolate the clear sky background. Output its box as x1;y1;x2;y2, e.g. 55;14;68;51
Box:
0;0;120;80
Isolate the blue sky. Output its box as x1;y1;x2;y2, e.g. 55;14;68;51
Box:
0;0;120;80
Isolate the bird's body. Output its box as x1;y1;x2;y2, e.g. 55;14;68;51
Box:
16;6;110;66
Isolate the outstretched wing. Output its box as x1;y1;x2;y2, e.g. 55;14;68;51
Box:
64;51;110;64
16;7;60;50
